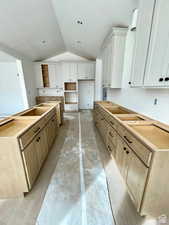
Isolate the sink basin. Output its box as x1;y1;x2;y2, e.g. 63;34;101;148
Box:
20;107;49;116
106;106;132;114
117;115;145;121
0;118;36;137
38;103;55;107
129;124;169;149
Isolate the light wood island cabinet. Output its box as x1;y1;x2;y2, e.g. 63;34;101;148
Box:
0;102;60;198
94;101;169;217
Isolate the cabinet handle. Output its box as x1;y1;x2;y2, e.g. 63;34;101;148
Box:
36;137;40;142
101;118;104;121
108;146;112;152
159;78;164;82
109;132;114;138
124;136;132;144
128;82;131;85
110;121;114;126
126;151;130;154
165;77;169;81
34;127;40;134
123;147;126;151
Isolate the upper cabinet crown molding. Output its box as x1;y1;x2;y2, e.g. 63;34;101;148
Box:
130;0;169;88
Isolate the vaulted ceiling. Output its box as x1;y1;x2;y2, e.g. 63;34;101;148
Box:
0;0;138;61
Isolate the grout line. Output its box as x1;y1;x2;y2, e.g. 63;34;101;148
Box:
78;112;87;225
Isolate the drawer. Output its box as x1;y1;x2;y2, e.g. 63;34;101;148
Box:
44;108;56;124
107;138;117;158
107;127;117;148
117;124;152;166
19;119;44;149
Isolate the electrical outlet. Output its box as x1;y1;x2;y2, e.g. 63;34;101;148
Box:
154;98;158;105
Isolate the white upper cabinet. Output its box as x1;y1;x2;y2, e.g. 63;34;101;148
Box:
144;0;169;86
131;0;169;87
48;64;56;88
101;28;127;88
62;62;77;82
77;62;95;80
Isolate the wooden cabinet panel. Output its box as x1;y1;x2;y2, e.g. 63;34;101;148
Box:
116;136;130;180
35;129;48;167
46;116;57;149
126;150;148;210
22;140;40;189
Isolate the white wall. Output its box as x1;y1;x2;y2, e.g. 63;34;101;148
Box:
107;29;169;125
21;59;37;106
0;62;26;116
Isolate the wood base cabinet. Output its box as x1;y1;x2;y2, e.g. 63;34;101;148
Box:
0;104;60;198
94;101;169;217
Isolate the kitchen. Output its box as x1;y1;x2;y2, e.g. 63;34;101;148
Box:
0;0;169;225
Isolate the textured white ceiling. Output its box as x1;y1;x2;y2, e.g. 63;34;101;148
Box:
0;0;138;61
0;0;65;61
0;51;16;62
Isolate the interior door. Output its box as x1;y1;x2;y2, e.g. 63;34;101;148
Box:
78;81;95;109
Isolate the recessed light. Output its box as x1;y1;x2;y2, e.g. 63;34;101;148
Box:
77;20;83;25
76;41;81;44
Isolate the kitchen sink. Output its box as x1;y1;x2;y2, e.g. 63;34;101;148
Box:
20;107;49;116
129;124;169;149
117;115;145;121
106;106;133;114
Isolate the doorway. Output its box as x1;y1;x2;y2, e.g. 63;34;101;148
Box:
78;80;95;110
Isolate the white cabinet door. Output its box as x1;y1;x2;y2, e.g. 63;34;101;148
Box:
85;63;95;79
77;63;95;80
55;63;63;89
130;0;156;87
34;63;43;88
144;0;169;87
62;63;70;82
69;63;77;81
62;63;77;82
77;63;86;79
48;64;56;88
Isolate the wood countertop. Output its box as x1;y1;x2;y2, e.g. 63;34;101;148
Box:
0;102;60;138
96;101;169;152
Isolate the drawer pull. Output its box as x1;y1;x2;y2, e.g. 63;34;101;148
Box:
33;127;40;134
123;147;126;151
126;151;130;154
124;136;132;144
101;118;104;121
108;146;112;152
110;121;114;126
109;132;114;138
36;137;40;142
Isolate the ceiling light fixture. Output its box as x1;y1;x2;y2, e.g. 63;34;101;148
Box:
76;41;81;44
